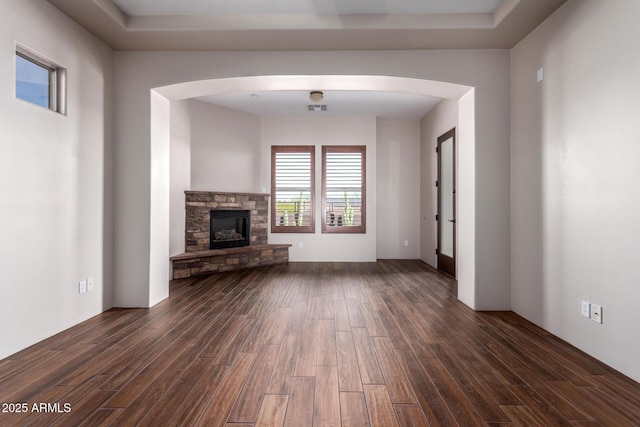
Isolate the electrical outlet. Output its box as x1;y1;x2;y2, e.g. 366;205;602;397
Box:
87;277;94;291
537;67;544;82
79;280;87;294
299;242;304;248
591;304;603;324
404;240;409;247
581;301;590;318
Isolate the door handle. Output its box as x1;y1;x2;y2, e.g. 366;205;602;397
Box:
448;219;456;223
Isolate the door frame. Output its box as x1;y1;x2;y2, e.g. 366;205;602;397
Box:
437;128;456;277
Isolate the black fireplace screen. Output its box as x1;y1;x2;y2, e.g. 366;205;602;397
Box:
209;210;250;249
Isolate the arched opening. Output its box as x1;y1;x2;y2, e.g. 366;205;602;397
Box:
146;75;476;308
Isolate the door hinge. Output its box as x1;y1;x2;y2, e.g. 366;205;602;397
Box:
435;180;439;187
435;214;438;221
436;146;439;153
436;249;439;255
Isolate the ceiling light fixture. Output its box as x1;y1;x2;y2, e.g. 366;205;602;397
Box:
309;91;324;103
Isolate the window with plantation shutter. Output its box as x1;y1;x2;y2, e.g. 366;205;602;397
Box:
322;146;366;233
271;146;315;233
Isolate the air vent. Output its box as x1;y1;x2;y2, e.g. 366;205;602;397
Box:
307;104;327;112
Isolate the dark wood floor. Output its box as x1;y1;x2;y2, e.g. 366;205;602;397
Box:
1;260;640;426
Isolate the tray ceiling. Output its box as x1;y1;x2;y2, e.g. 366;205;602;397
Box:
47;0;568;51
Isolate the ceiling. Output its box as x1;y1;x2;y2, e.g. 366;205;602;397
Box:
45;0;567;119
196;90;443;120
111;0;505;16
47;0;567;51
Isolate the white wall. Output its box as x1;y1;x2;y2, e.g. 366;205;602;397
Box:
511;0;640;381
456;91;477;308
115;49;509;310
171;108;419;262
113;59;151;307
149;92;171;306
169;100;191;257
0;0;114;358
419;100;458;267
189;100;262;193
376;119;421;259
169;100;262;257
262;116;377;262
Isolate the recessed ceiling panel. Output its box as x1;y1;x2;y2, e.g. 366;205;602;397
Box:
48;0;568;50
111;0;504;16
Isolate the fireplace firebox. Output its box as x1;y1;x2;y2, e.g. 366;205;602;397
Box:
209;210;251;249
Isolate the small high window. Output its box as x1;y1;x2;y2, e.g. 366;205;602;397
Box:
15;46;65;114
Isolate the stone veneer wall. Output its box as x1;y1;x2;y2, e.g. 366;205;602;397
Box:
185;191;269;252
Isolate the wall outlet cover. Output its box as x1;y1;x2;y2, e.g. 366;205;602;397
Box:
581;301;590;317
591;304;603;324
79;280;87;294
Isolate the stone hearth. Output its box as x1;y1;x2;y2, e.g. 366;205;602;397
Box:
171;191;290;279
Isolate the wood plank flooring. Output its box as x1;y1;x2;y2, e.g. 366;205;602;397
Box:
1;260;640;426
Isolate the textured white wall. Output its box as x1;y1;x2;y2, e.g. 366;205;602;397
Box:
419;100;458;268
376;119;421;260
511;0;640;381
0;0;114;358
262;116;378;262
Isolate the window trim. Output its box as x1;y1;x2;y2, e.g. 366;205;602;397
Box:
15;45;66;115
271;145;316;234
321;145;366;234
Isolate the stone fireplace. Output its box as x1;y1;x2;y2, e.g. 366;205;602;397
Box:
184;191;268;252
171;191;290;279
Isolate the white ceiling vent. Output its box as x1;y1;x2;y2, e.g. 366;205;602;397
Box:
307;104;327;112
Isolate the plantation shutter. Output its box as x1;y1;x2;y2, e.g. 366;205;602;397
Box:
271;146;315;233
322;146;366;233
